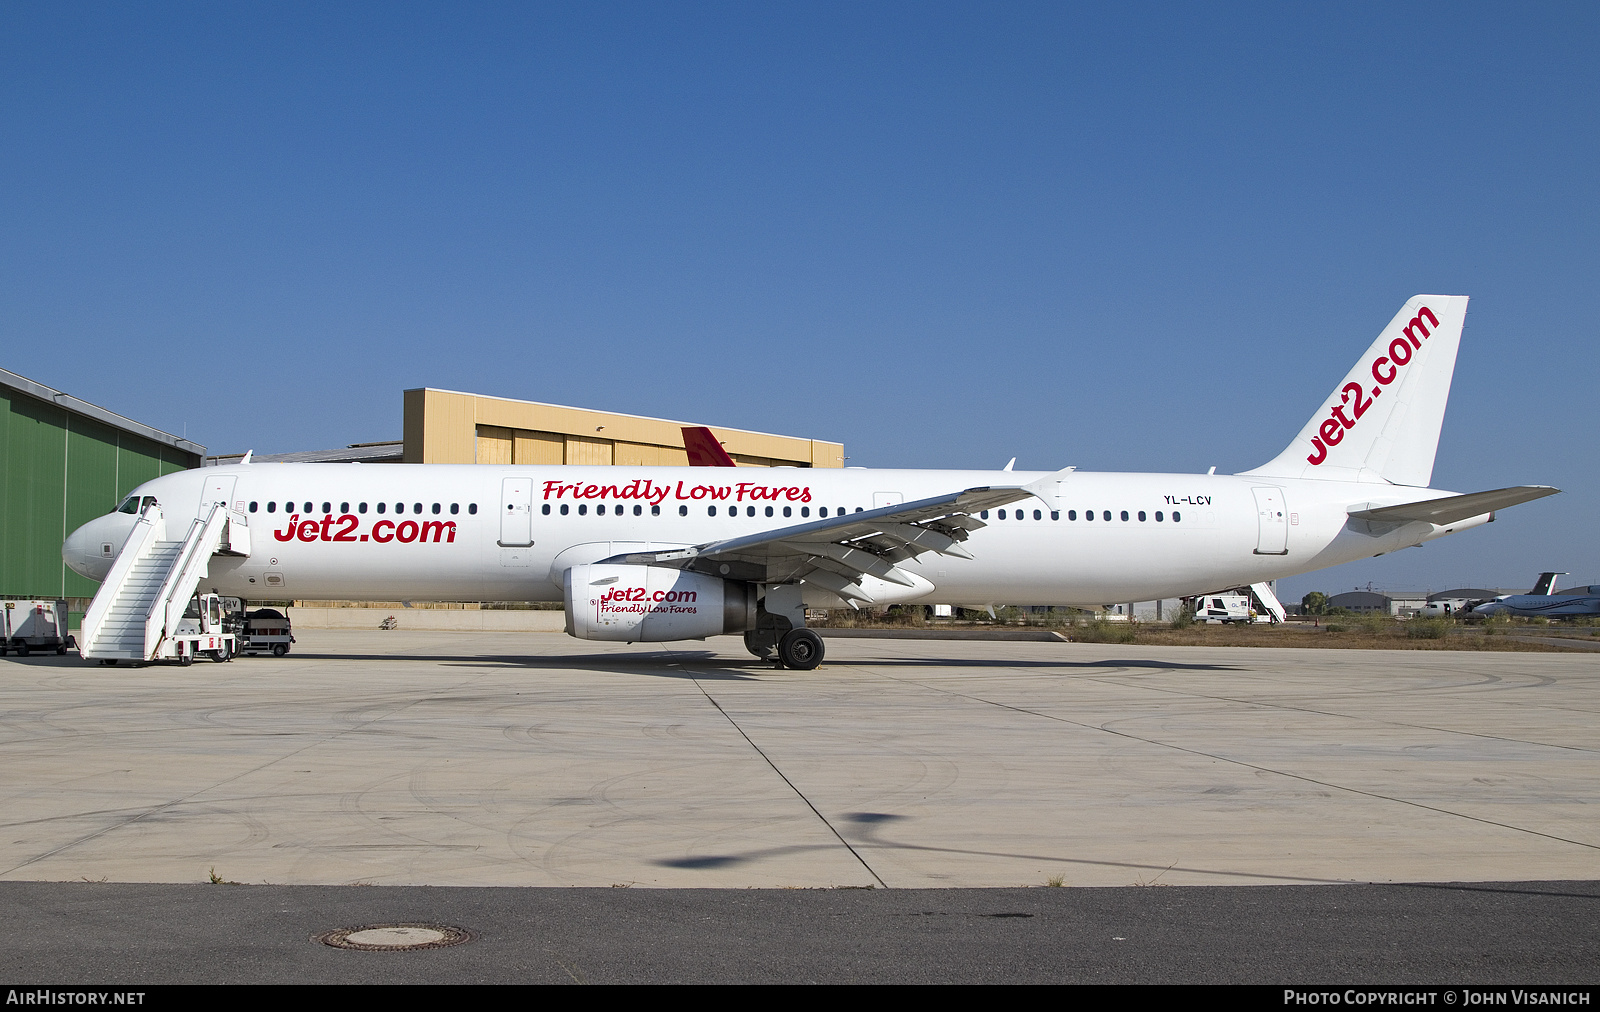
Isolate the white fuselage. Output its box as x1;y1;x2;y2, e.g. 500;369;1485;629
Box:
65;463;1485;607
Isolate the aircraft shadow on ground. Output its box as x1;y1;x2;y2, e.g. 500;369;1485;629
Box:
286;652;1242;677
6;650;1240;677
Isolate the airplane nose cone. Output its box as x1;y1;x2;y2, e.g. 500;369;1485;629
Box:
62;514;135;582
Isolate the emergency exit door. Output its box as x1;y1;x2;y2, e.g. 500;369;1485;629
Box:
500;477;534;546
1252;486;1288;555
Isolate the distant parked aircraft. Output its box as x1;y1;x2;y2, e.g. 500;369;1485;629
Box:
1472;573;1600;618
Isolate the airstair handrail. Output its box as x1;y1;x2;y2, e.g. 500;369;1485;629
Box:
79;504;166;657
142;504;230;660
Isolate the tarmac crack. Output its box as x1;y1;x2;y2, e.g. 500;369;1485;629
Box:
681;668;888;889
0;669;499;878
1076;670;1600;755
864;665;1600;857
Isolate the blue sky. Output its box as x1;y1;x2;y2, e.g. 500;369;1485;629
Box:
3;3;1595;598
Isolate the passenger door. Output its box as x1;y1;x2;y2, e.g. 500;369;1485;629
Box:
198;475;237;520
1252;486;1288;555
500;477;534;547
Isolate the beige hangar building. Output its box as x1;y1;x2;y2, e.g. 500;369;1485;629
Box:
212;388;844;469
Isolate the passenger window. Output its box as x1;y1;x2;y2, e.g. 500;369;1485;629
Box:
747;506;756;517
468;504;477;514
1156;511;1163;521
248;502;258;513
1121;511;1129;521
450;503;459;514
432;503;441;514
377;502;386;514
765;506;773;517
413;503;423;514
322;502;331;514
541;504;551;515
1049;511;1058;521
1173;511;1181;522
633;505;642;516
1103;511;1112;521
649;505;659;516
267;501;277;513
820;507;829;518
340;502;349;514
359;502;368;514
303;502;313;514
678;505;687;516
801;507;810;518
560;504;569;515
998;509;1006;520
578;504;588;516
1138;511;1146;521
597;504;607;515
1034;510;1042;520
394;503;404;514
855;507;863;512
1085;510;1093;521
782;506;791;518
709;506;717;516
980;510;988;519
1067;510;1076;520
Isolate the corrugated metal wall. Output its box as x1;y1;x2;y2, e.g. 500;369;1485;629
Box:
0;386;194;598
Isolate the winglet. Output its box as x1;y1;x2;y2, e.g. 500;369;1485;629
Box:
682;426;738;467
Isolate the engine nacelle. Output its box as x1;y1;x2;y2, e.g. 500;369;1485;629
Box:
564;564;756;642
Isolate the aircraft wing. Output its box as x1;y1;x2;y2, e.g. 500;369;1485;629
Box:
600;485;1037;602
1347;485;1560;527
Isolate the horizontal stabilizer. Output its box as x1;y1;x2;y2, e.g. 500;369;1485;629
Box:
1347;485;1559;527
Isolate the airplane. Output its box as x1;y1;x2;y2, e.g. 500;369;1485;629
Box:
1471;573;1600;618
63;295;1559;669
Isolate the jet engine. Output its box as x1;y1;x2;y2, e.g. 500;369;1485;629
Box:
564;563;756;642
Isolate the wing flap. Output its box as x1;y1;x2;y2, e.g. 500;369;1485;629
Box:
597;484;1036;591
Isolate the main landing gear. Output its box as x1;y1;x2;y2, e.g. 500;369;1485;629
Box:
777;628;823;670
743;585;824;670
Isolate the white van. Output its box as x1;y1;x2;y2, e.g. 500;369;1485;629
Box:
1194;594;1255;624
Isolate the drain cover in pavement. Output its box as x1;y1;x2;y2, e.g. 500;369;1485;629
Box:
316;923;474;951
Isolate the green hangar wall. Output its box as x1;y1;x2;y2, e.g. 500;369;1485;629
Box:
1;368;204;600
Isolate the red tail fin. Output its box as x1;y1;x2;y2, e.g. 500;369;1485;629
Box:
682;426;737;467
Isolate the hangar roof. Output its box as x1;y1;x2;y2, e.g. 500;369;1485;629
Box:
0;367;206;457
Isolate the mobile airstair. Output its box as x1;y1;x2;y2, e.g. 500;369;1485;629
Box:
79;503;250;663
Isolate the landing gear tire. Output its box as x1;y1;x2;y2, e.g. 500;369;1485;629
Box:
778;628;824;671
271;644;288;657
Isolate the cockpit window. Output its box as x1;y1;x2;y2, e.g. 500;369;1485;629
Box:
116;496;139;514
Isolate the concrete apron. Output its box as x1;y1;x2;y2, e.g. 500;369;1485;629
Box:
1;629;1597;889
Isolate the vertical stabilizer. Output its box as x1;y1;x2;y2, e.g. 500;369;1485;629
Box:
1244;295;1468;487
1530;572;1566;596
683;426;738;467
